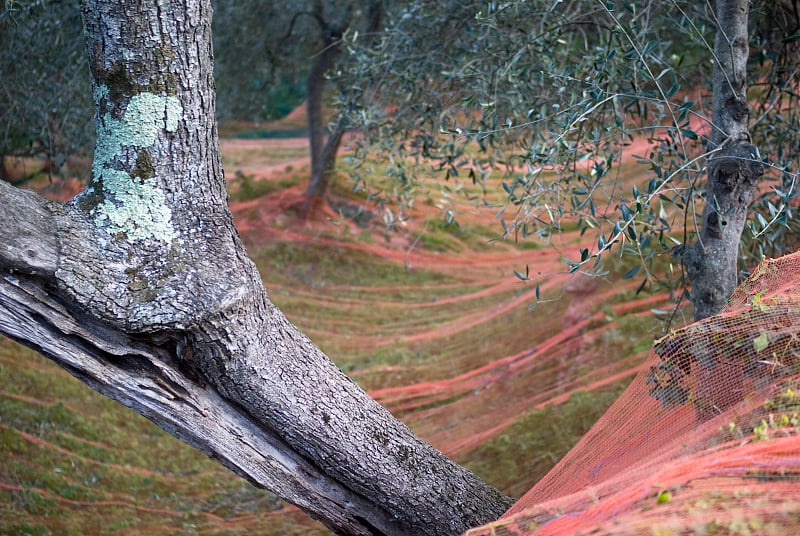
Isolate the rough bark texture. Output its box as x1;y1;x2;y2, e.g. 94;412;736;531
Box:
0;1;513;534
684;0;764;321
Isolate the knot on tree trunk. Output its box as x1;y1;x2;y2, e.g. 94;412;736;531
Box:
710;140;763;192
685;138;764;321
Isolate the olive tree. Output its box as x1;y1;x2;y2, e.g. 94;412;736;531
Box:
341;0;799;321
0;1;512;534
213;0;386;217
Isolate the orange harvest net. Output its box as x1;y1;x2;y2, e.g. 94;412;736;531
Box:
468;251;800;535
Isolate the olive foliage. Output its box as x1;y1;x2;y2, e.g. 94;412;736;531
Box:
339;0;800;314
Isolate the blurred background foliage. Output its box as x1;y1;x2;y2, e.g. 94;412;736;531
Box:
0;0;92;183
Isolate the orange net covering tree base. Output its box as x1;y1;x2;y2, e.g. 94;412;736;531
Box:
468;252;800;535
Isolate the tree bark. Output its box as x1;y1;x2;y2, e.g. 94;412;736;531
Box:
0;1;513;535
684;0;764;321
301;117;345;217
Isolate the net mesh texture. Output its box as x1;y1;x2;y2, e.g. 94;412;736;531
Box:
468;252;800;535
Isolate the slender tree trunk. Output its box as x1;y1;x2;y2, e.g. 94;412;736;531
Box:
302;14;346;216
301;0;382;218
684;0;764;321
302;117;345;217
0;1;513;535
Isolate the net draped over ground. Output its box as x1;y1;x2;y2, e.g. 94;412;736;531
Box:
469;251;800;535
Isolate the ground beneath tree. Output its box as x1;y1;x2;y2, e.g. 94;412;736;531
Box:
0;128;682;535
222;132;677;482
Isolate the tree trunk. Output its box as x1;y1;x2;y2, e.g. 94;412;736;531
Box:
0;1;513;535
303;4;347;213
301;117;345;217
301;0;382;218
684;0;764;321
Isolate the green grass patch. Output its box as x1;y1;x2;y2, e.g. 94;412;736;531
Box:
253;241;451;290
419;218;501;253
221;144;308;169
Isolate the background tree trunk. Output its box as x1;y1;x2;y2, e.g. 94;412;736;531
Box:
302;50;345;216
301;118;345;218
684;0;764;321
0;1;513;534
301;0;383;218
301;1;349;217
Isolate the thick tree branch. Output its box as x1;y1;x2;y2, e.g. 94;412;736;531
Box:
0;265;398;535
0;180;58;277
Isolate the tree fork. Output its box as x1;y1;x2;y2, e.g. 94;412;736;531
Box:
0;1;513;534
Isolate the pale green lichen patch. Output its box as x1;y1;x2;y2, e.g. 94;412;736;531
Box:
96;169;175;241
90;84;183;242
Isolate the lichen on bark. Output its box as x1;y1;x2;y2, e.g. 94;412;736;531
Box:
82;84;183;242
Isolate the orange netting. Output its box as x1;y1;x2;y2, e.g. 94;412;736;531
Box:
469;251;800;535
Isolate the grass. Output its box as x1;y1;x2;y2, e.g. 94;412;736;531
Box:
251;241;453;290
220;143;309;170
227;171;301;202
415;217;501;253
